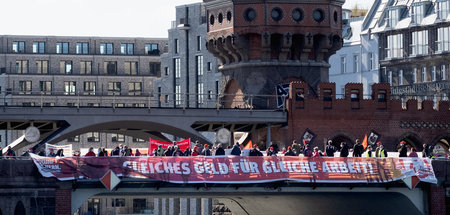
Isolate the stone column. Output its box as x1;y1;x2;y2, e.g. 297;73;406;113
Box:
160;198;170;215
201;198;212;215
153;198;162;215
190;198;202;215
169;198;180;215
180;198;190;215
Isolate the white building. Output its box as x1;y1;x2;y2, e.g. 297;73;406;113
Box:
329;3;381;98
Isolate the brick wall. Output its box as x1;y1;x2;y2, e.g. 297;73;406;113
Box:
429;186;446;215
55;188;72;215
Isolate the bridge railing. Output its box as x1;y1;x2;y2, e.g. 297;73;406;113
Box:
0;90;286;111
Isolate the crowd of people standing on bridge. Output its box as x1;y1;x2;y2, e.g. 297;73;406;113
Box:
1;138;446;158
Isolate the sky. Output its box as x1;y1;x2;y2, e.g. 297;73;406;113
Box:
0;0;375;38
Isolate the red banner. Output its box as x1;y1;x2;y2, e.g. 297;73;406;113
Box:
149;138;190;156
30;154;437;184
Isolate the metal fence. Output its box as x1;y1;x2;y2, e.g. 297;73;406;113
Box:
0;90;287;111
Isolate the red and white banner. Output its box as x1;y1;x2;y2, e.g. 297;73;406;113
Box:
29;154;437;184
149;138;190;156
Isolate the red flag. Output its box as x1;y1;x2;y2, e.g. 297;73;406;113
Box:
362;134;368;150
244;140;253;150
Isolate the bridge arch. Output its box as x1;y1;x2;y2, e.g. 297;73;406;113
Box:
223;79;244;108
328;131;356;150
397;132;423;151
430;133;450;157
50;120;211;145
14;201;25;215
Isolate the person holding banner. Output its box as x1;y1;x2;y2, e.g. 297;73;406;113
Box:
364;145;373;157
172;146;184;156
48;148;56;157
215;144;225;156
201;144;212;156
192;146;199;156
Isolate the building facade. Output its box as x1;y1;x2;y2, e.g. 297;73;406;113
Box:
372;0;450;107
155;3;221;109
0;35;168;151
329;7;380;98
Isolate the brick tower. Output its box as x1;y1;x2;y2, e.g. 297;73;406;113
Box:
204;0;345;107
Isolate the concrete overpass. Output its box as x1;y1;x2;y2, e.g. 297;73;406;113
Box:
1;159;449;215
0;106;287;151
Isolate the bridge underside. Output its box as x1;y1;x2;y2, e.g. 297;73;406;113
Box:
72;181;425;215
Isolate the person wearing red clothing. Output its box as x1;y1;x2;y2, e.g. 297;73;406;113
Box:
84;147;96;157
408;148;418;157
135;149;142;156
312;147;321;157
192;146;199;156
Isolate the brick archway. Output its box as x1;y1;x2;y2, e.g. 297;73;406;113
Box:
397;132;423;150
330;134;354;150
222;79;244;108
430;133;450;157
14;201;25;215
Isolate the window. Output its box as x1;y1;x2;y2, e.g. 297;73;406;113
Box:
128;82;142;96
197;36;202;51
368;52;374;71
19;81;32;94
133;199;147;214
164;67;169;76
437;26;450;52
165;95;169;103
22;102;35;107
174;39;179;54
64;81;76;95
16;60;28;74
80;61;92;74
60;61;73;74
353;55;359;73
76;42;89;54
411;30;428;56
196;55;204;75
387;8;399;27
67;135;80;142
208;90;213;100
84;81;96;95
198;82;204;104
104;61;117;75
100;43;113;54
399;70;403;85
87;132;100;142
145;43;159;55
133;137;146;142
174;58;181;78
388;71;392;86
33;42;45;53
56;42;69;54
413;68;418;83
411;4;424;24
111;134;125;142
121;43;134;55
12;41;25;53
422;67;427;83
432;66;437;81
124;62;138;75
87;103;99;107
207;62;212;71
340;56;346;73
36;60;48;74
112;198;125;207
386;34;403;59
150;62;160;76
438;0;450;19
40;81;52;95
132;103;146;107
108;82;121;95
442;65;447;80
175;85;181;106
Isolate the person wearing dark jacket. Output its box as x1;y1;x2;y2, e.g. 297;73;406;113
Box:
215;144;225;156
111;146;120;156
325;140;337;157
267;146;277;156
230;142;241;156
164;146;174;156
284;146;296;156
340;142;349;157
184;147;192;156
249;144;263;156
352;139;363;157
172;146;184;156
398;141;408;157
422;144;431;158
201;144;212;156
